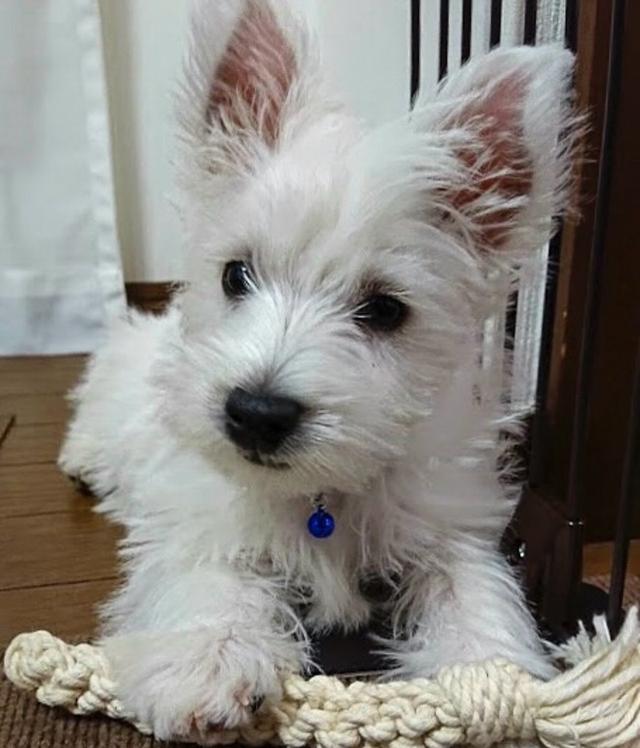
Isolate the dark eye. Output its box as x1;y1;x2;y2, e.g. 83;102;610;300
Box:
222;260;254;298
354;294;409;333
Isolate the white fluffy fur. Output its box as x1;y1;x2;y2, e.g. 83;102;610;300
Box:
59;1;577;742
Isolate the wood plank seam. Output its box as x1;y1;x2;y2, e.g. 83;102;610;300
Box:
1;575;119;594
0;415;15;448
1;576;119;594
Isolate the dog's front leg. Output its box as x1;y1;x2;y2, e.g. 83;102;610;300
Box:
101;561;304;743
394;536;554;681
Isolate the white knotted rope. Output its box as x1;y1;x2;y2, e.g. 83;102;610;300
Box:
4;608;640;748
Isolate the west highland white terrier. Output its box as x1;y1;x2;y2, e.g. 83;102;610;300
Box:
59;0;577;741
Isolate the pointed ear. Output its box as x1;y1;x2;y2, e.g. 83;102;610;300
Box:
179;0;310;174
414;45;578;256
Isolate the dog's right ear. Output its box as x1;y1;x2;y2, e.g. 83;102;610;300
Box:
179;0;315;176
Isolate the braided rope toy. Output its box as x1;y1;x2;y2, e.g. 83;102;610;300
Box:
4;609;640;747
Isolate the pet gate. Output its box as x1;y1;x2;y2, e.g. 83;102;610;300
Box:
411;0;639;639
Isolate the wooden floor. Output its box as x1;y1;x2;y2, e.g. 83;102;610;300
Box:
0;354;638;647
0;355;121;645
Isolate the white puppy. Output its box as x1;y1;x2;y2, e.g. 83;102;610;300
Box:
59;0;577;742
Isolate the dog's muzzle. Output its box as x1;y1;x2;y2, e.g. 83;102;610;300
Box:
224;387;304;459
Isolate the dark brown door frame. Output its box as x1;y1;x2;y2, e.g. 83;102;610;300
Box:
517;0;640;633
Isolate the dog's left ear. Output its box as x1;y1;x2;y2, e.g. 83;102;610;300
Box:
414;45;577;257
179;0;318;176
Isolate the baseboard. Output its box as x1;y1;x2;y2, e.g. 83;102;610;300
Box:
124;282;176;313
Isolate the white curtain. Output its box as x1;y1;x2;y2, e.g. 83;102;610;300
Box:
0;0;124;355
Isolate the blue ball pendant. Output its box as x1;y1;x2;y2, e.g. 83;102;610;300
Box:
307;507;335;539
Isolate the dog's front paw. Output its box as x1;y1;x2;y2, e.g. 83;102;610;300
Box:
397;632;555;681
104;626;287;742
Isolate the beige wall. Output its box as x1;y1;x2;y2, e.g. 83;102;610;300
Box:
99;1;411;282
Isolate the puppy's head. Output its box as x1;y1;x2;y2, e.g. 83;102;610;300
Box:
157;0;576;498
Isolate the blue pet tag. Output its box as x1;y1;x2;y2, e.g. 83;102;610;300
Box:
307;497;335;539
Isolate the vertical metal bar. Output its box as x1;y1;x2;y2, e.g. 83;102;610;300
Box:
523;0;538;45
411;0;421;105
564;0;579;52
528;245;560;488
566;0;626;522
439;0;450;80
608;342;640;630
461;0;472;63
490;0;502;48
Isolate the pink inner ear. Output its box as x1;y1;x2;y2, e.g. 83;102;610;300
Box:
208;0;297;147
449;73;533;249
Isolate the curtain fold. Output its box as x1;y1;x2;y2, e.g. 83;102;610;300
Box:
0;0;124;355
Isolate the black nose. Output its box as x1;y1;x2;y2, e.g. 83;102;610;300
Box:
225;387;304;454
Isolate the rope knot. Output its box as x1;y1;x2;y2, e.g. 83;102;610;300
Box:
436;659;537;745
